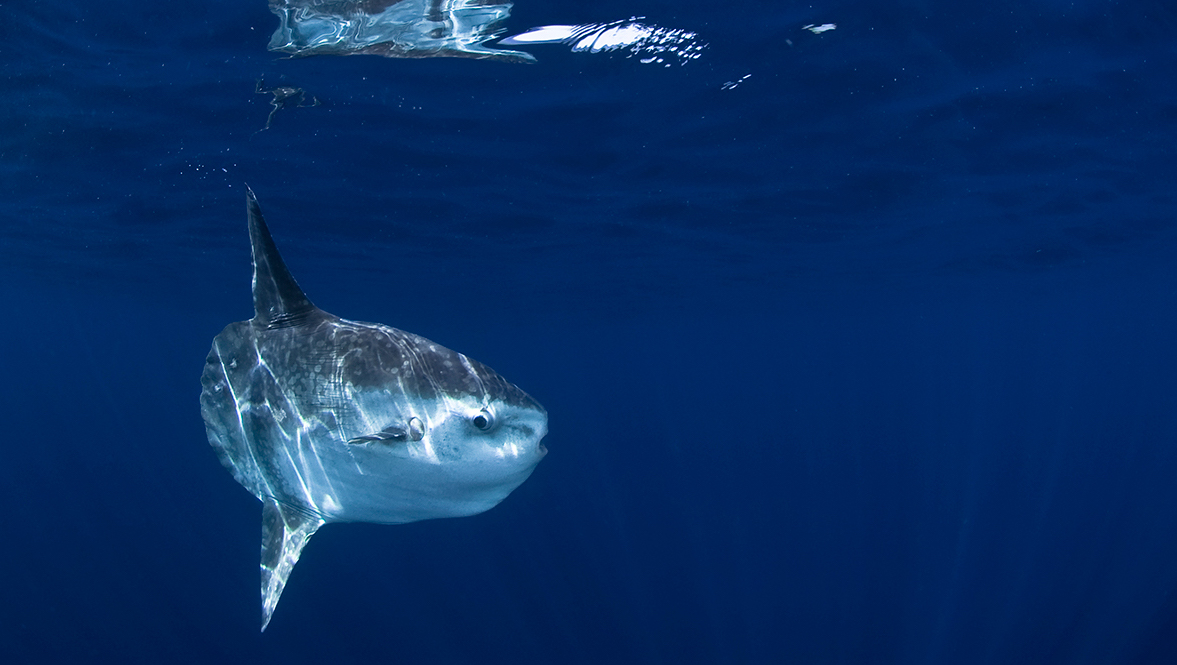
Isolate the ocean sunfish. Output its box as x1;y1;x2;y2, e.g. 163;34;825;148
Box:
199;188;548;630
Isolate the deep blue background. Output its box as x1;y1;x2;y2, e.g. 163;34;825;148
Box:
3;1;1177;663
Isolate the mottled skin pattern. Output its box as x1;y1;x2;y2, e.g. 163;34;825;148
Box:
200;312;547;520
199;189;547;630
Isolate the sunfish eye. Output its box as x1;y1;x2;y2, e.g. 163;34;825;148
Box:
471;408;495;431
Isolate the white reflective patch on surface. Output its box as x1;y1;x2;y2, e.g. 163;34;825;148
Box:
571;24;653;52
500;17;706;66
803;23;837;34
722;74;752;90
498;25;579;45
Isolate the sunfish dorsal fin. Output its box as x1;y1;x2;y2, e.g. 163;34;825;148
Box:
246;186;318;328
260;497;325;632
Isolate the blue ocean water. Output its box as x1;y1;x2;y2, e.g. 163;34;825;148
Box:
3;0;1177;663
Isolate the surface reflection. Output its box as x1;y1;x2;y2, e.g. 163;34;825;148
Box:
267;0;534;62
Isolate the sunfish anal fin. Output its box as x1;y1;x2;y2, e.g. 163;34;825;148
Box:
260;497;324;632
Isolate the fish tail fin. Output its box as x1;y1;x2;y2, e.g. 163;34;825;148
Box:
260;497;324;632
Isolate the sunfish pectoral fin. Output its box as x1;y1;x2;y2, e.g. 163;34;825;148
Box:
260;497;325;632
346;417;426;445
347;427;407;444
